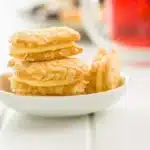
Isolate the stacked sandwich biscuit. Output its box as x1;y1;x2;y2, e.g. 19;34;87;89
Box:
87;48;123;94
8;27;89;96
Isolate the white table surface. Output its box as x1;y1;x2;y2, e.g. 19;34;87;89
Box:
1;1;150;149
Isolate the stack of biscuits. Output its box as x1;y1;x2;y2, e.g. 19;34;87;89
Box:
87;48;123;94
8;27;89;96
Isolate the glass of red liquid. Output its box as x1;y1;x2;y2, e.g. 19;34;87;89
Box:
81;0;150;66
111;0;150;47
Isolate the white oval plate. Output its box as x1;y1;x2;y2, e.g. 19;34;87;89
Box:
0;76;127;117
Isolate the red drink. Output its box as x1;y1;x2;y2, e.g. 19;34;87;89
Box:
107;0;150;47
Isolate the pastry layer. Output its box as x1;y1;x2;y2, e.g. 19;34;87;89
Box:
10;42;75;54
10;27;80;48
13;76;79;87
10;77;87;96
10;44;83;61
8;58;89;85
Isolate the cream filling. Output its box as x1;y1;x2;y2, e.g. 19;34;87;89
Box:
12;76;76;87
10;42;75;54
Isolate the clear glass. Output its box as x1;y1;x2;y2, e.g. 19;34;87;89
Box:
80;0;150;66
81;0;150;47
80;0;113;50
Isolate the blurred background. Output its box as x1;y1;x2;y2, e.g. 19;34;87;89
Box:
2;0;105;41
1;0;150;74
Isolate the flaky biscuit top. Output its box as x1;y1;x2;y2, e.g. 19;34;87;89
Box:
8;58;89;85
10;27;80;48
